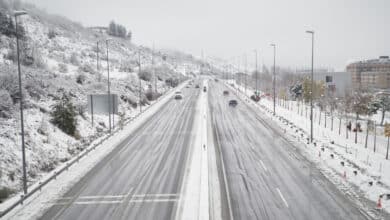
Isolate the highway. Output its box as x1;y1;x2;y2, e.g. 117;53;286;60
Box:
39;86;200;220
208;81;372;220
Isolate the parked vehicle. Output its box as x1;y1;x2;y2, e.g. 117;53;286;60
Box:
229;100;238;107
195;84;200;88
203;86;207;92
223;90;229;96
250;94;260;102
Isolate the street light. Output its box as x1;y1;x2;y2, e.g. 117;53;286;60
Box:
306;30;315;143
253;50;258;93
14;10;28;194
105;39;112;133
270;44;276;115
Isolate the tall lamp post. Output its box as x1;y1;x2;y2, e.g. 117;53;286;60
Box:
253;50;258;93
244;53;247;96
306;30;315;143
270;44;276;115
14;10;28;194
105;39;112;133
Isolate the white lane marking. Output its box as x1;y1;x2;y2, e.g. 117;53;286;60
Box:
276;188;289;208
52;198;179;206
260;160;268;172
54;194;179;204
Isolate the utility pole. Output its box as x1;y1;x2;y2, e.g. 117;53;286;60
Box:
306;30;315;143
270;44;276;115
14;10;28;195
254;50;258;94
152;43;157;94
138;50;142;113
106;39;112;133
244;53;247;96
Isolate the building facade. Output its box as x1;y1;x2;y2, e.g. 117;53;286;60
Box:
347;56;390;91
313;72;352;97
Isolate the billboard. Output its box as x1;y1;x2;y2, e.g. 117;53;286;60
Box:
87;94;118;115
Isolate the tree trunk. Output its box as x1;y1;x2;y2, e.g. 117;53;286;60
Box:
355;113;358;144
381;109;385;126
365;120;369;148
374;121;377;152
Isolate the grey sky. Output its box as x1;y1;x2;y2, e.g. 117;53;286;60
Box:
25;0;389;71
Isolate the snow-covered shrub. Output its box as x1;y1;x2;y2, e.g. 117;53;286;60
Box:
50;93;77;137
119;61;132;72
5;48;16;62
76;72;86;84
70;52;80;66
58;63;68;73
32;48;47;69
0;187;13;202
47;29;57;39
0;89;12;118
138;70;152;81
79;63;95;74
75;103;86;119
38;119;49;135
25;77;46;100
145;90;161;101
0;71;23;103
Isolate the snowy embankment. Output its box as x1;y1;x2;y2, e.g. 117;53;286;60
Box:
226;81;390;215
0;81;189;220
0;4;204;204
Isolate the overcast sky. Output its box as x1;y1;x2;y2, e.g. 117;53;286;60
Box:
25;0;389;71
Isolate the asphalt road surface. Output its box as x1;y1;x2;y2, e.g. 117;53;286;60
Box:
209;81;373;220
39;86;200;220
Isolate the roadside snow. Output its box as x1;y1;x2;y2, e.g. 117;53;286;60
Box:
0;82;188;220
226;81;390;216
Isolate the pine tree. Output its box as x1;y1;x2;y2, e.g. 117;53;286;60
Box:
50;93;77;136
370;96;390;125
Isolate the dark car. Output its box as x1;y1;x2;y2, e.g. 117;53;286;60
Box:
250;95;260;102
203;86;207;92
195;84;200;88
174;94;183;100
223;90;229;96
229;100;238;107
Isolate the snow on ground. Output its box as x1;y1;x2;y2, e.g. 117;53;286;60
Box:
226;80;390;214
0;3;205;204
176;79;209;220
0;81;188;220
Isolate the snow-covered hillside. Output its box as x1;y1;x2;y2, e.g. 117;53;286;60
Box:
0;3;205;201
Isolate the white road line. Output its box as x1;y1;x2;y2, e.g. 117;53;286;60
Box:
55;194;179;202
52;198;179;206
260;160;268;172
276;188;289;208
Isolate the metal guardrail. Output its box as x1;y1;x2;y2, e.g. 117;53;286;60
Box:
0;83;186;218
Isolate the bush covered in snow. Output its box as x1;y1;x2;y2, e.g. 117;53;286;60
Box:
58;63;68;73
70;52;80;66
76;72;86;84
0;89;12;118
50;93;77;137
138;70;152;81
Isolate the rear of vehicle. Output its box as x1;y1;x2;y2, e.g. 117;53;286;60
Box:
229;100;238;107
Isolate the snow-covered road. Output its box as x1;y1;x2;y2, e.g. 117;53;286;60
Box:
209;81;373;220
35;85;200;220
